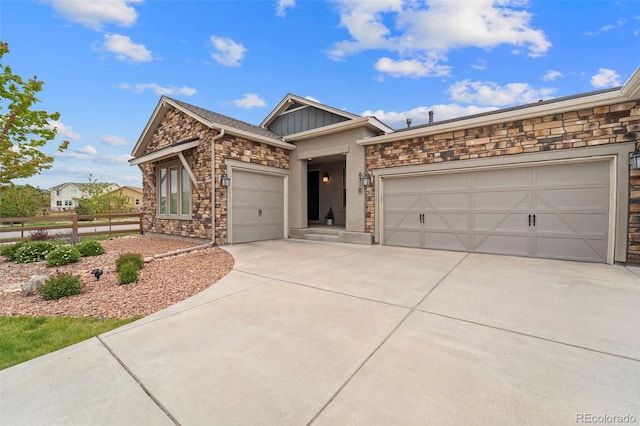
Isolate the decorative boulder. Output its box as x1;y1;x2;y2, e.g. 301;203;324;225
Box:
22;275;49;296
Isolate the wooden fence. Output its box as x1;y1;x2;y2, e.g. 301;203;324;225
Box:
0;213;143;243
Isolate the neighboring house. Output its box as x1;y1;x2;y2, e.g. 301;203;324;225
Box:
130;67;640;264
49;182;120;212
104;186;143;212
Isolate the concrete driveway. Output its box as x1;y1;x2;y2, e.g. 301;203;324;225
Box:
1;240;639;425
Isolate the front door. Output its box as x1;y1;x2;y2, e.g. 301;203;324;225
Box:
307;170;319;221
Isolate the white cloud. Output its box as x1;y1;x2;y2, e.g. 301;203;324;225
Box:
375;57;450;78
601;19;626;31
305;96;321;103
77;145;98;155
449;80;556;106
543;70;563;82
48;120;81;140
120;82;197;96
276;0;296;17
471;59;487;70
210;36;247;67
50;0;142;31
101;134;128;146
103;34;152;62
362;104;498;129
233;93;266;109
59;152;131;164
328;0;551;77
591;68;622;88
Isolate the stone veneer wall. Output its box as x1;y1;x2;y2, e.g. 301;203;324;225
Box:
141;109;216;240
140;107;290;244
364;100;640;262
213;135;289;244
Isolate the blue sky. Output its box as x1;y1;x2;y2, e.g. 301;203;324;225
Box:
2;0;639;189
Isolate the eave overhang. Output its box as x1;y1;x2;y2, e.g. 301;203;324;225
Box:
129;139;200;166
358;66;640;146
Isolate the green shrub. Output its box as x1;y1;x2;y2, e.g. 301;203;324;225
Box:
0;242;25;261
39;273;84;300
76;240;105;257
14;241;56;263
115;253;144;272
45;245;81;267
118;262;139;285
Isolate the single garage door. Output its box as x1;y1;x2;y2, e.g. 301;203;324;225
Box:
231;170;285;243
383;160;611;262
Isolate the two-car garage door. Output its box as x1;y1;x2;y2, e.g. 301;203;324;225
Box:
231;170;285;244
383;160;612;262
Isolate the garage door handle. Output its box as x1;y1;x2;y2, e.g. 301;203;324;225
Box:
419;213;424;224
528;214;531;227
258;209;262;217
533;214;536;226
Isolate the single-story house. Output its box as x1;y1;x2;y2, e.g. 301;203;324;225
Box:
130;67;640;264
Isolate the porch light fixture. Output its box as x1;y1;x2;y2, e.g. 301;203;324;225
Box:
632;147;640;169
220;173;231;187
322;172;330;183
359;172;372;193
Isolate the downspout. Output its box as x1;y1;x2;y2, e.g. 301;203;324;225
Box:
211;129;225;245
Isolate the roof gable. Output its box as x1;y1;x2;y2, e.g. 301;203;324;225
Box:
260;94;360;132
131;96;294;158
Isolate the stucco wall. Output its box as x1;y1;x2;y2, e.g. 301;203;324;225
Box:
365;100;640;262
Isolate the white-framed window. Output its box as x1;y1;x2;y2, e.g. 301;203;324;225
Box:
56;200;62;206
64;200;73;206
56;190;61;196
135;198;140;205
157;161;191;218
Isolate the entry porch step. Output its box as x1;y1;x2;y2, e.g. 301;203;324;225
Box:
289;227;373;245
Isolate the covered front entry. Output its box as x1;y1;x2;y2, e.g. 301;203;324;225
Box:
382;159;612;263
231;170;285;243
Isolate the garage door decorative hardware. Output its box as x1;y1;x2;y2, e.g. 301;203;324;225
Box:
528;214;536;227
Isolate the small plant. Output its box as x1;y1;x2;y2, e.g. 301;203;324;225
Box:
39;273;84;300
115;253;144;272
325;207;335;220
29;228;49;241
76;240;105;257
118;261;139;284
45;245;81;267
0;242;25;262
14;241;56;263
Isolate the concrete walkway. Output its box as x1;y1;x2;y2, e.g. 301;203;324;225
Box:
1;240;639;425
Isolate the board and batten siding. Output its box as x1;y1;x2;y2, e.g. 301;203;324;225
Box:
267;105;349;136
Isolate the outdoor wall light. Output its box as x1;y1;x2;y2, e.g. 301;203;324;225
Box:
322;172;330;183
359;172;372;193
220;173;231;187
632;147;640;169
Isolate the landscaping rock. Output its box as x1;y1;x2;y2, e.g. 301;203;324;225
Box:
22;275;49;296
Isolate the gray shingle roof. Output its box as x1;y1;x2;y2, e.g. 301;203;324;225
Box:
393;86;621;133
168;97;284;140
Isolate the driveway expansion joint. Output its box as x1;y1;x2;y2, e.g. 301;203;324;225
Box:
96;335;182;426
416;310;640;363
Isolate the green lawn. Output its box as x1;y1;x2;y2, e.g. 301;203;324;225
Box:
0;316;140;370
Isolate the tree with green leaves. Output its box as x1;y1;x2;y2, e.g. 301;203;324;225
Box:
0;184;48;217
0;41;68;185
74;175;129;215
